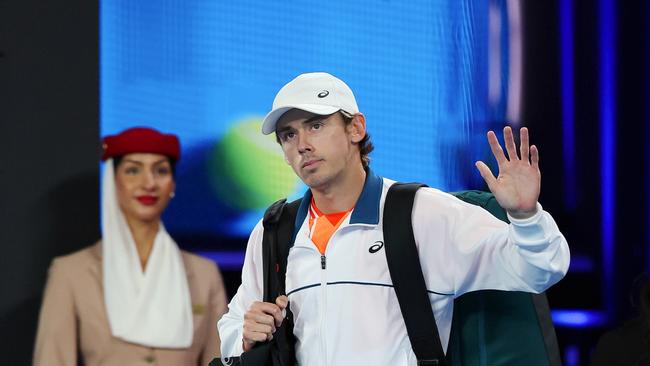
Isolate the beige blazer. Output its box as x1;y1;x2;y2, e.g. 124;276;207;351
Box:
33;242;228;366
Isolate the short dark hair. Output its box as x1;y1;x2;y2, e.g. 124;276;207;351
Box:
339;111;374;169
275;110;374;169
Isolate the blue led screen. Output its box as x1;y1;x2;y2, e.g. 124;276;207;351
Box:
101;1;511;239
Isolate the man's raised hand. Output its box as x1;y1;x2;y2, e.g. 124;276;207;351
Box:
475;126;541;219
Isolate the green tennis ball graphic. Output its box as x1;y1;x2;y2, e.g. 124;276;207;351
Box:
209;118;299;210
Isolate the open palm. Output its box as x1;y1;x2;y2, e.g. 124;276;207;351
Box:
475;126;541;219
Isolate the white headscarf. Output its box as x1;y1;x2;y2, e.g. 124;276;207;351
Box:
102;159;193;348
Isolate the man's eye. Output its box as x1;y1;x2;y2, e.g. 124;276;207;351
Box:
125;167;139;175
283;132;295;141
312;122;323;130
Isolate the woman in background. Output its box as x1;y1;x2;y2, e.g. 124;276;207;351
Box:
34;127;228;366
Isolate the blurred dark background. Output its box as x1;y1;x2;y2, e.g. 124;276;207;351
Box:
1;1;649;365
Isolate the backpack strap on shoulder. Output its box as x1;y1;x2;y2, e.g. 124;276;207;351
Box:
262;198;286;302
384;183;447;366
262;198;301;302
261;198;301;366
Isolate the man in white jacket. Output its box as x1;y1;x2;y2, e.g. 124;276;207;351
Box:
218;72;570;366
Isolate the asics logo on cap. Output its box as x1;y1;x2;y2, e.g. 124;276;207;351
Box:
369;241;384;254
317;90;329;98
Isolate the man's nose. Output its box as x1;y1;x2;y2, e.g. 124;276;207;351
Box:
297;133;312;153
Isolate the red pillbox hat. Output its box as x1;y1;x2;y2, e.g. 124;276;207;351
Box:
101;127;180;161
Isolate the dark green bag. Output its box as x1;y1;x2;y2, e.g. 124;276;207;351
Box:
445;190;561;366
384;184;561;366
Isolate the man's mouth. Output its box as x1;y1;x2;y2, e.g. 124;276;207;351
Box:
302;159;322;169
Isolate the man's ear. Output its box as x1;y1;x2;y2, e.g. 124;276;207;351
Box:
348;113;366;144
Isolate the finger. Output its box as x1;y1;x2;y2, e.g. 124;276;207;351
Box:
244;310;277;328
243;320;275;335
271;304;285;327
249;301;283;319
530;145;539;169
487;131;508;166
243;329;272;343
503;126;519;161
242;320;275;342
275;295;289;325
276;295;289;309
475;161;497;191
520;127;530;163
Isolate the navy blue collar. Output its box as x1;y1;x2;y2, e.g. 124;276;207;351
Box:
293;169;383;239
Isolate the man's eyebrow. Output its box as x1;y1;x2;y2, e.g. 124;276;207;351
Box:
276;125;295;134
303;114;326;124
277;114;329;134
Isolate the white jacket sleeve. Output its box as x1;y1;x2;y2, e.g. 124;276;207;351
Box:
217;220;265;358
412;188;570;297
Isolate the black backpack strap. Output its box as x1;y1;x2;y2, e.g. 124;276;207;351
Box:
262;198;301;300
211;199;301;366
262;198;286;302
384;183;447;366
261;198;302;366
531;293;562;366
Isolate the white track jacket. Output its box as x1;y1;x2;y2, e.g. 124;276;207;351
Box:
218;171;570;366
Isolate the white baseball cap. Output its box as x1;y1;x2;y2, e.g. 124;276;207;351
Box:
261;72;359;135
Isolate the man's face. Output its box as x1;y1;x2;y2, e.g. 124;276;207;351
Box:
275;109;363;189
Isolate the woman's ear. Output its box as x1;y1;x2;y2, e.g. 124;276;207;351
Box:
348;113;366;143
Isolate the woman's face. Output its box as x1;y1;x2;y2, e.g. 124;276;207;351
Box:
114;153;175;224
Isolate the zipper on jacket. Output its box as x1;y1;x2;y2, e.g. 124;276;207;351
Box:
320;255;328;366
